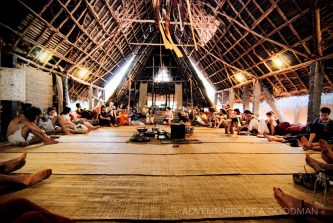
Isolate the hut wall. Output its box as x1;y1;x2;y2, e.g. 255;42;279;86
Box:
0;66;53;110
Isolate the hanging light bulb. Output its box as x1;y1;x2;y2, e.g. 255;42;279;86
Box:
234;73;246;83
78;68;89;78
272;54;288;69
37;50;52;63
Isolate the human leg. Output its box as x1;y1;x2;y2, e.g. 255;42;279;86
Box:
0;169;52;186
0;153;27;174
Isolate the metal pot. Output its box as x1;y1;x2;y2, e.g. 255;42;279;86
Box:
152;126;160;132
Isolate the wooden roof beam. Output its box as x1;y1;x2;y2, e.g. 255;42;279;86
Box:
217;53;333;90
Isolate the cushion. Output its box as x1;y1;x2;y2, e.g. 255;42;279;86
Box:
285;125;306;135
275;122;291;135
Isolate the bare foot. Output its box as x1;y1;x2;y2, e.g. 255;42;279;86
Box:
273;187;303;216
300;136;312;149
4;152;27;165
320;140;333;161
306;154;324;172
298;139;311;151
44;138;58;145
2;153;27;174
64;131;72;135
21;169;52;186
263;132;273;142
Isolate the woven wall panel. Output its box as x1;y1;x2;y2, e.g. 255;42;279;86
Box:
0;67;25;101
23;66;53;110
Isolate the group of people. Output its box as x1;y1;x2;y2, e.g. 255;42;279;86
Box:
183;105;279;137
1;101;333;222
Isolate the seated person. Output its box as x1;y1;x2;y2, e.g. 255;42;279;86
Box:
179;111;190;126
207;111;217;128
141;105;149;118
215;109;228;128
75;103;93;120
273;187;333;221
6;107;58;146
118;106;130;126
38;107;71;135
299;107;333;151
192;113;206;126
60;107;91;133
108;104;120;127
239;110;252;131
227;117;241;136
0;153;52;189
199;111;209;126
129;108;144;126
146;107;155;125
225;108;240;135
248;114;259;133
98;105;111;126
0;198;75;223
163;107;174;125
266;111;278;135
94;101;105;116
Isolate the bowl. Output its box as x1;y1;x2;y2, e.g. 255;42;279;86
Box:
137;127;148;133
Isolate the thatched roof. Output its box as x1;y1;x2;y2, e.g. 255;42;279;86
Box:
1;0;332;104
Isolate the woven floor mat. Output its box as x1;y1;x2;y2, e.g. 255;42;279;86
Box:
1;175;330;220
0;153;311;175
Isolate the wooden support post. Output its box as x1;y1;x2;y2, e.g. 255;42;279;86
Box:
228;88;234;109
262;84;284;122
128;77;131;111
252;79;261;117
222;91;228;106
62;75;69;108
93;87;99;109
307;1;323;124
88;84;93;110
102;90;105;101
138;82;147;112
175;83;183;111
242;85;250;111
214;92;218;107
190;78;194;114
307;62;323;123
152;56;155;107
134;81;137;108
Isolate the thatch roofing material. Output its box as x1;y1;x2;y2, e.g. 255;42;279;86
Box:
0;0;332;103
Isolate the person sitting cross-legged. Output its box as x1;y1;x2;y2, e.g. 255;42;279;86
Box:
6;107;58;146
299;107;333;151
146;107;155;125
38;107;71;135
98;105;111;126
163;107;174;125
